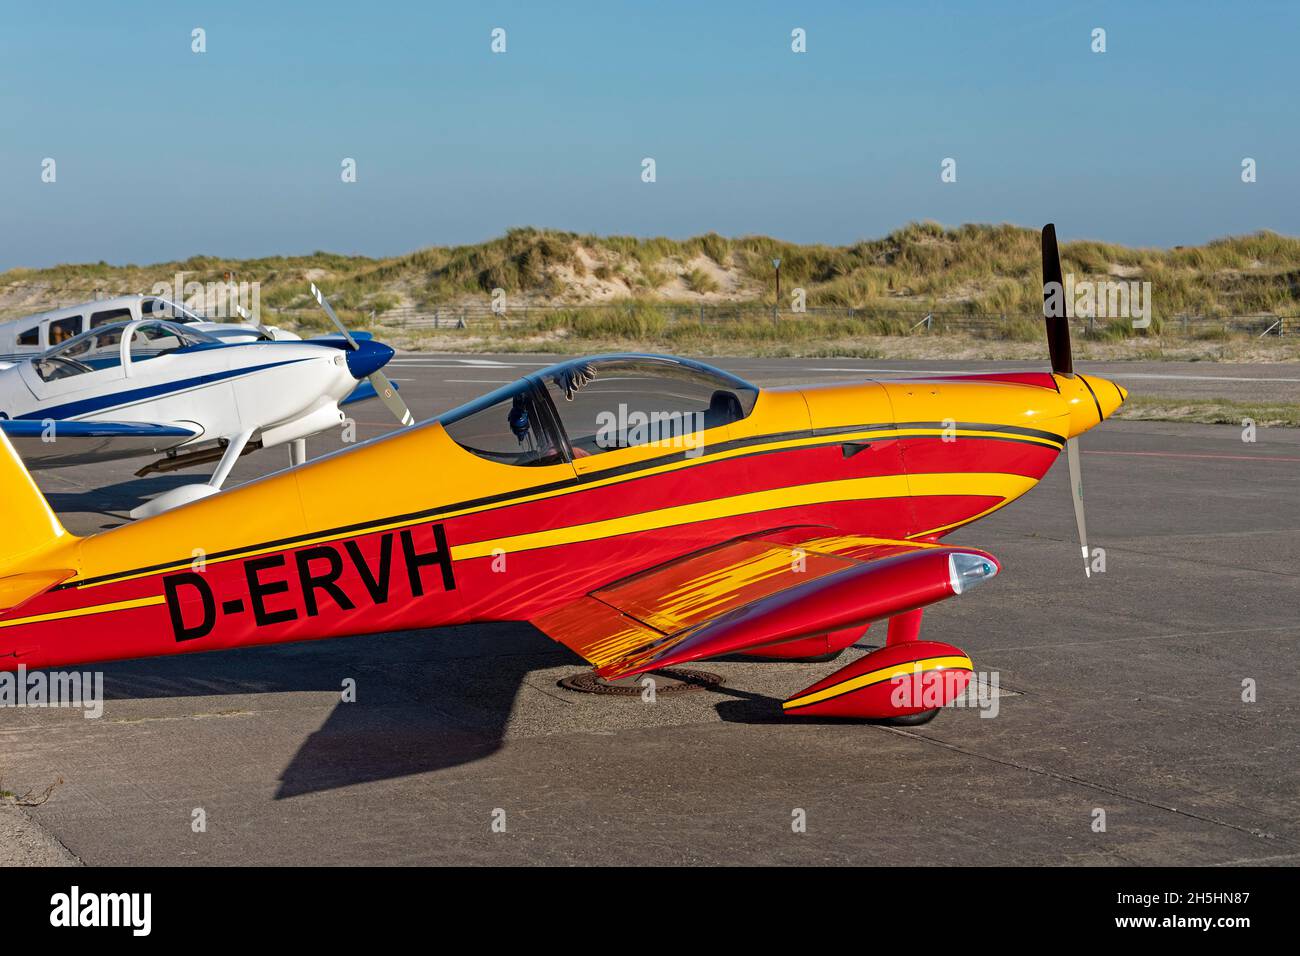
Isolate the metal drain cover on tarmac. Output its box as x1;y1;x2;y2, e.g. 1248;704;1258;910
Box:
558;667;725;696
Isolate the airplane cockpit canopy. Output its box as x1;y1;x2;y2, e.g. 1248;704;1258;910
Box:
32;320;222;382
440;354;759;466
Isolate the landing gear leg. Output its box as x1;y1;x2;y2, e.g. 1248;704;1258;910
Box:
879;608;942;722
209;428;255;490
129;428;256;519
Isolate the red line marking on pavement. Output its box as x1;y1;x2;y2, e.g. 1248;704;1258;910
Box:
1085;450;1300;462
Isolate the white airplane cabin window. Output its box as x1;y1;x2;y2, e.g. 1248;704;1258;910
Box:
441;382;564;467
90;308;133;328
17;326;39;346
141;298;205;323
541;357;757;457
47;316;83;346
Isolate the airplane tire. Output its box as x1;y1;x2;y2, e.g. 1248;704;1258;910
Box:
883;707;941;727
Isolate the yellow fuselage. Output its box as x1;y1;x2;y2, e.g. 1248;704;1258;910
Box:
0;369;1124;671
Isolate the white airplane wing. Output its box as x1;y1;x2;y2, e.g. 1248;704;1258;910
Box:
0;420;199;469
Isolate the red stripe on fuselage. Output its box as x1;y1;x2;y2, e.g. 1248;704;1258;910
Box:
897;435;1059;481
913;372;1059;390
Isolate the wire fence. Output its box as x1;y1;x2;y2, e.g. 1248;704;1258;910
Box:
272;302;1296;338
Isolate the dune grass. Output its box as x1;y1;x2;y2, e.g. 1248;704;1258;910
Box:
5;222;1300;330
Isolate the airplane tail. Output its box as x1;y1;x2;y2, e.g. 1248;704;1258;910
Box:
0;430;76;611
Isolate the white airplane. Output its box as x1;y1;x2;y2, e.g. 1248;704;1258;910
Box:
0;293;299;365
0;290;411;518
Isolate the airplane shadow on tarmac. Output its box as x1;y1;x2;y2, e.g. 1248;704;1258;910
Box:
88;612;840;797
44;475;200;530
92;622;576;799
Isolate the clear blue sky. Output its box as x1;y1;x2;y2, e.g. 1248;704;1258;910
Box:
1;0;1295;269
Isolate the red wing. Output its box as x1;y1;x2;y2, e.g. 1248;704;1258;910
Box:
532;526;999;680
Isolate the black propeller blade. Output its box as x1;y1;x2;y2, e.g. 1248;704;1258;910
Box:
1041;223;1073;377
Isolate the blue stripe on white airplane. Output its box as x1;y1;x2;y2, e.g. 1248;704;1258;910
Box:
13;358;312;420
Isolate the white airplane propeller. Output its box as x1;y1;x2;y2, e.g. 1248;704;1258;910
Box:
310;284;414;427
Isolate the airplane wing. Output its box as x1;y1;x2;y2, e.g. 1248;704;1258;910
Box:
0;419;199;469
532;526;999;681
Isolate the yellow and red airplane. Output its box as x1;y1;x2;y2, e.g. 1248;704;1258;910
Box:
0;226;1124;723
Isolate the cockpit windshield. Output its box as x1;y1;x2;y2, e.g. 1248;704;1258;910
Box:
439;354;758;466
32;320;221;383
539;355;757;458
440;380;564;467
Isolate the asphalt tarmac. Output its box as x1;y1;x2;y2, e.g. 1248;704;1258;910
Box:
2;355;1298;865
